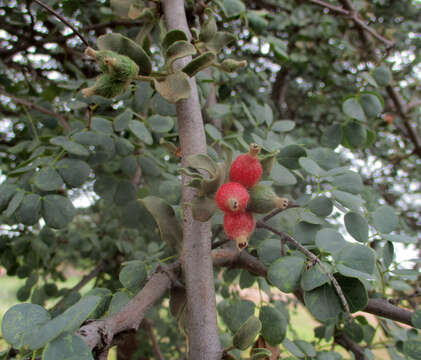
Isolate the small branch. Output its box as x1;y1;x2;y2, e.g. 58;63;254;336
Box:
364;298;413;326
0;88;71;133
32;0;90;47
257;221;352;320
142;320;165;360
51;262;104;313
307;0;394;48
261;202;299;222
77;263;180;355
335;332;366;360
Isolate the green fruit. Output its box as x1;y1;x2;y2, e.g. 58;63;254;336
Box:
233;316;262;350
82;74;130;99
247;184;289;214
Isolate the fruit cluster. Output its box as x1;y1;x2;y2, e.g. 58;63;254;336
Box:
215;144;289;251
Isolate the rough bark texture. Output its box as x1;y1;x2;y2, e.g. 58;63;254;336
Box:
161;1;222;359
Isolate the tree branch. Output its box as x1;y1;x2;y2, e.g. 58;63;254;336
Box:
77;263;180;357
32;0;90;47
257;221;353;320
0;88;71;133
51;262;104;314
308;0;394;48
211;245;415;327
142;319;165;360
161;1;222;359
334;332;366;360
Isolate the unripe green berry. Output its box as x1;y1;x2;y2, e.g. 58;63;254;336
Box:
247;184;289;214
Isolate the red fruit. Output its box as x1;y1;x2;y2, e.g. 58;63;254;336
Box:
224;211;255;250
216;182;249;213
229;143;262;188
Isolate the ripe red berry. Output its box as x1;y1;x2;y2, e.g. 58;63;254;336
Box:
224;211;255;250
216;182;249;213
229;143;262;188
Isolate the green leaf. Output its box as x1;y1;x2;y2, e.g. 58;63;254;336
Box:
114;109;132;131
271;161;296;185
390;280;412;292
91;117;113;134
381;234;416;244
0;183;18;211
1;303;51;349
222;0;245;19
278;145;306;169
360;92;383;118
383;241;394;269
361;72;378;87
322;124;343;149
403;340;421;360
259;306;287;346
205;123;222;141
205;32;236;53
293;221;321;245
332;171;362;194
372;66;392;86
51;136;89;157
154;71;191;103
43;332;94;360
332;190;364;212
315;228;347;255
139;196;182;251
114;179;136;205
411;309;421;329
97;33;152;75
119;261;146;293
166;40;197;66
268;37;289;61
108;291;131;315
257;238;282;266
336;264;375;281
192;196;217;222
129;120;153;144
221;299;255;333
295;340;317;357
25;295;100;350
271;120;295;132
308;196;333;217
304;284;342;322
300;264;329;292
120;155;138;177
34;167;64;191
115;137;135;156
42;195;76;229
267;256;305;293
15;193;41;225
342;97;366;121
373;205;399;234
343;121;367;148
4;189;25;218
233;316;261;350
251;348;273;359
147;114;174;133
335;274;368;312
182;52;216;77
162;29;188;50
186;153;217;176
56;158;91;188
335;243;376;277
299;157;325;176
344;212;368;242
283;338;305;358
343;321;364;343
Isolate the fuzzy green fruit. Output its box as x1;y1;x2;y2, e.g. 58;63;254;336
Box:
82;74;129;99
247;184;289;214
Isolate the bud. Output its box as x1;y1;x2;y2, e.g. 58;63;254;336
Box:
247;184;289;214
220;59;247;73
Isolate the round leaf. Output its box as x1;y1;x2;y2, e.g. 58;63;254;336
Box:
335;274;368;312
154;71;191;103
373;205;399;234
267;256;305;293
34;167;64;191
259;306;287;345
372;66;392;86
129;120;153;145
344;212;368;242
300;264;329;292
332;172;363;194
221;299;255;333
119;261;146;293
232;316;261;350
308;196;333;217
335;243;376;278
15;193;41;225
342;97;366;121
411;309;421;329
147;115;175;133
43;332;94;360
1;303;51;349
315;229;347;255
42;195;76;229
299;157;325;176
304;284;342;322
343;121;367;148
278;145;306;169
56;159;91;188
360;93;383;118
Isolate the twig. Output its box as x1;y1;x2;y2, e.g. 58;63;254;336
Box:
257;221;353;321
0;88;71;133
307;0;394;48
262;202;299;222
51;262;104;313
32;0;90;47
142;320;165;360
